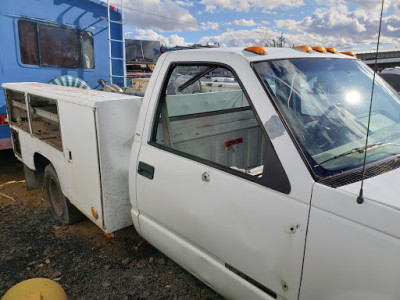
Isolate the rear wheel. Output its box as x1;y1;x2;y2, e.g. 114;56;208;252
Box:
44;164;85;225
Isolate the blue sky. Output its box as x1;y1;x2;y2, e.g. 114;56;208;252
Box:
111;0;400;52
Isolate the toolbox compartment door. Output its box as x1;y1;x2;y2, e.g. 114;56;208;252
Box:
59;101;103;228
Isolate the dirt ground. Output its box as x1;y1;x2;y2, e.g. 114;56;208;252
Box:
0;149;223;299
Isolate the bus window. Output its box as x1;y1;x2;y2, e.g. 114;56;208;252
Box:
39;24;79;68
18;20;94;69
80;31;95;69
18;20;39;65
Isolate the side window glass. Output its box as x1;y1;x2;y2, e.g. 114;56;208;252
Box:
18;20;94;69
152;65;268;179
39;24;79;68
18;20;39;65
80;31;95;69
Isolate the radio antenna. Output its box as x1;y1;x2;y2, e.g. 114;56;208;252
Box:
357;0;385;204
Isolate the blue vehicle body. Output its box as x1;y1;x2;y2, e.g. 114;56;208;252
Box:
0;0;124;149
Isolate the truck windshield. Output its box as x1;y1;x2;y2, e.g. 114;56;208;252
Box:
254;58;400;179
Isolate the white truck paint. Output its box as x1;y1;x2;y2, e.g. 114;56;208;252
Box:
4;47;400;300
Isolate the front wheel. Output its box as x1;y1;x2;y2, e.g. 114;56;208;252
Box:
44;164;85;225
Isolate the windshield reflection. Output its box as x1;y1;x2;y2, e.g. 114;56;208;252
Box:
254;58;400;178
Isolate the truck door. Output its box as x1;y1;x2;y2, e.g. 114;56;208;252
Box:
136;64;310;299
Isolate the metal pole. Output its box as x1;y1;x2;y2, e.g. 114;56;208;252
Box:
121;0;127;88
107;0;113;84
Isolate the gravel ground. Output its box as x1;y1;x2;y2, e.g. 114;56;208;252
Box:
0;149;223;299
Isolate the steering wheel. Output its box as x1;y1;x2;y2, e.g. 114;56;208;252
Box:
313;104;348;149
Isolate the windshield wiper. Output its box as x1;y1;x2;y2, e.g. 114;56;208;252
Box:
315;142;400;167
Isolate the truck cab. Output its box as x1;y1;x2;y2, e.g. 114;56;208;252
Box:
131;47;400;299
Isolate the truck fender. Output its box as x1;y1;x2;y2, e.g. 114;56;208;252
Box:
23;164;43;191
23;152;51;191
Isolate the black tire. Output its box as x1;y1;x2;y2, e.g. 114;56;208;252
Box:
44;164;85;225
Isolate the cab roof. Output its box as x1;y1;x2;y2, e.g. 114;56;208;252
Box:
167;47;358;63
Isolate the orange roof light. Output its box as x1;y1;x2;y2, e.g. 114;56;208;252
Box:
294;46;313;53
326;47;339;54
244;46;267;55
312;46;327;53
341;51;356;57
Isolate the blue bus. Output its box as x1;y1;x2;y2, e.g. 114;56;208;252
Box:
0;0;124;149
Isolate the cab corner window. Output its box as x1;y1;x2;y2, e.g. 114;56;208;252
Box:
152;65;268;180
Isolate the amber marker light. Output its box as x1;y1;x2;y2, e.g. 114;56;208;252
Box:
341;51;356;57
294;46;313;53
104;232;114;239
244;46;267;55
91;207;98;219
326;47;339;54
311;46;327;53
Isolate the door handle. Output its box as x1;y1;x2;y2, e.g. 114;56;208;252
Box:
138;161;155;179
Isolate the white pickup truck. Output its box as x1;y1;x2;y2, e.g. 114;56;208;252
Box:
4;46;400;300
